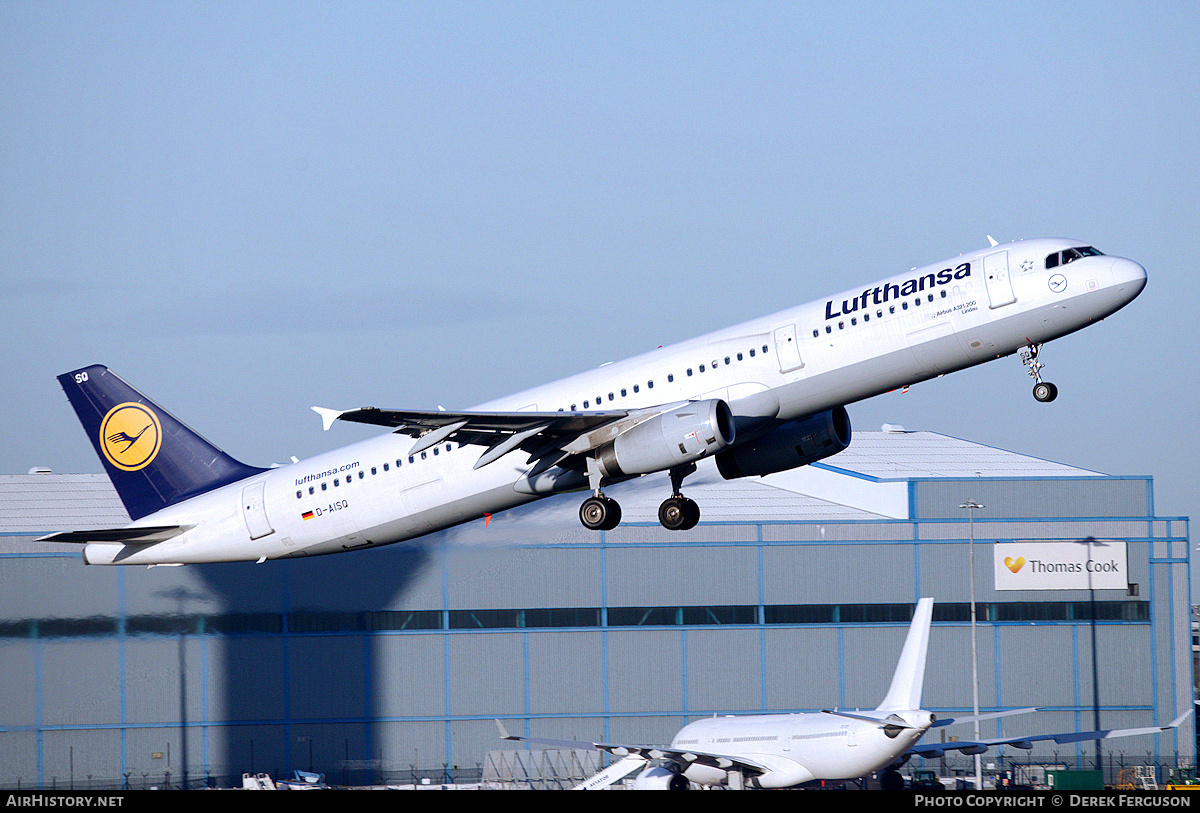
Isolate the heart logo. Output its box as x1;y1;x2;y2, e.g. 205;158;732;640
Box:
1004;556;1025;574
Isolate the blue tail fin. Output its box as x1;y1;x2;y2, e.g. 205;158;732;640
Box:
57;365;267;520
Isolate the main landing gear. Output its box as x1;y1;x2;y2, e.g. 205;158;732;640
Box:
1021;343;1058;403
578;461;701;532
658;463;700;531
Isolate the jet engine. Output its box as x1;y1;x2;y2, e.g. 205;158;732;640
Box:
631;765;692;790
595;399;736;479
715;406;851;480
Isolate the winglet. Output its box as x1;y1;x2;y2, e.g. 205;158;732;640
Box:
876;597;934;712
311;407;344;432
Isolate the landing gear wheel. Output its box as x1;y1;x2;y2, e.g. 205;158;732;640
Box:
1033;381;1058;402
580;495;621;531
659;496;700;531
879;769;905;791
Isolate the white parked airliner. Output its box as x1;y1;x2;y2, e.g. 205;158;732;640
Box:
498;598;1189;790
43;237;1146;565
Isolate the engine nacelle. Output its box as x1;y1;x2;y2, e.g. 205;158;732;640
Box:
631;765;692;790
596;399;736;479
715;406;851;480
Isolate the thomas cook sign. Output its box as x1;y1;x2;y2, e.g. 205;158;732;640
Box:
994;540;1127;591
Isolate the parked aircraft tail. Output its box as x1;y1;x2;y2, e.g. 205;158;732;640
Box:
875;597;934;712
56;365;266;520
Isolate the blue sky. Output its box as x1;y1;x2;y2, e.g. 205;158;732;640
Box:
3;2;1196;566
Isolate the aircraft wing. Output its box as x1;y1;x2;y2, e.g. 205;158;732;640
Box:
314;404;670;471
495;720;773;776
910;710;1192;758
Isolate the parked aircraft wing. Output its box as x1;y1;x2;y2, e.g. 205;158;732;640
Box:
495;720;772;776
909;710;1192;758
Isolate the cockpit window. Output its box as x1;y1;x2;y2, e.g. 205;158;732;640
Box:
1046;246;1103;268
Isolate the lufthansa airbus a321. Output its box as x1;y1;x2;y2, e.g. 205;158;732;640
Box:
42;237;1147;565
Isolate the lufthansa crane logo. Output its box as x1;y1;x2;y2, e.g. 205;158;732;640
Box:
99;402;162;471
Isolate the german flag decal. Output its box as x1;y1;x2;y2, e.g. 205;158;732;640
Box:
302;511;314;520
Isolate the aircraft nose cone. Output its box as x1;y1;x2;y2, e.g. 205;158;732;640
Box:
1111;257;1148;299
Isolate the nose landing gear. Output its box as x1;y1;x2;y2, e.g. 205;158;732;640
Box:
1021;343;1058;402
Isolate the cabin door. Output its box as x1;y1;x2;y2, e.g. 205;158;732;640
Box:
983;251;1016;309
241;481;275;540
773;324;805;373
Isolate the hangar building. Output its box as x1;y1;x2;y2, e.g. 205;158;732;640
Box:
0;429;1192;789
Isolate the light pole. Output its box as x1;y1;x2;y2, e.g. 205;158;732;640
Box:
960;499;985;790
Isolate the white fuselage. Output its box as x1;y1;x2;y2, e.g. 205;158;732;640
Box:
82;238;1146;564
670;709;935;788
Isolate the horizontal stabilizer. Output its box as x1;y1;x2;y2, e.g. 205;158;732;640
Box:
821;709;922;730
38;526;190;545
930;708;1038;729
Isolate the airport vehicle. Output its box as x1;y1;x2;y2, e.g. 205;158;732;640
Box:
43;238;1146;565
498;598;1189;790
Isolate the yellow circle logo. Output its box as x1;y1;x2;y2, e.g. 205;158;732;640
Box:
99;402;162;472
